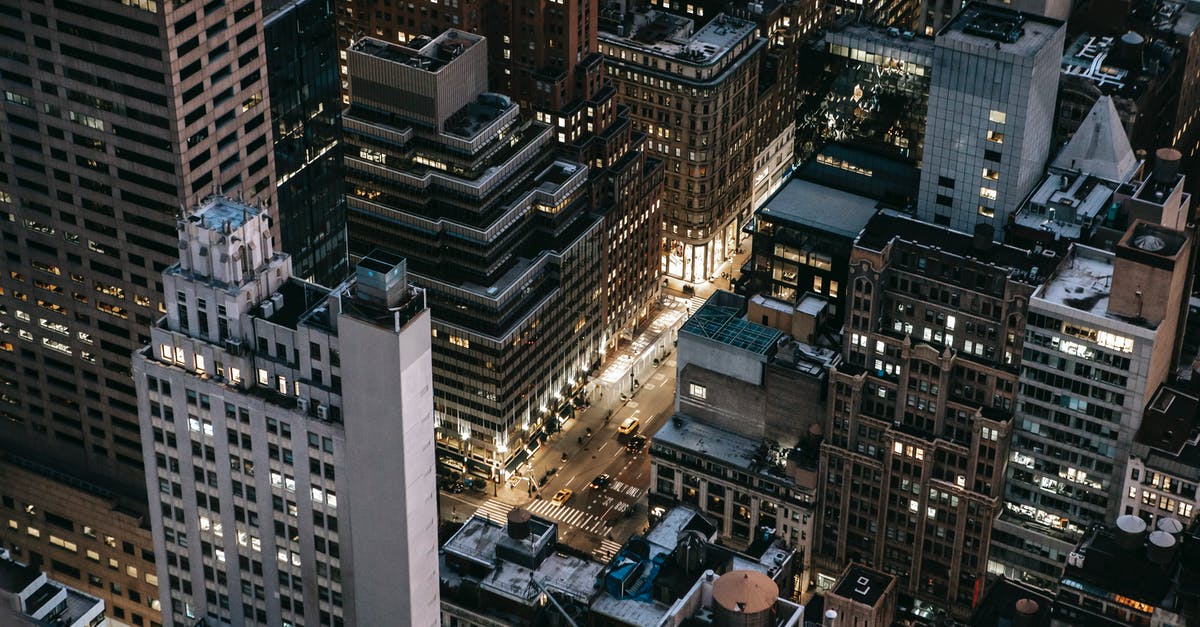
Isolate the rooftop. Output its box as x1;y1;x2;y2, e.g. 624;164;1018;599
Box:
442;515;602;603
1060;520;1194;610
443;93;514;139
831;564;894;608
756;179;881;240
0;560;39;594
609;11;756;65
939;2;1064;56
969;577;1054;627
653;414;799;483
257;279;332;331
681;293;783;355
349;30;480;73
1036;245;1113;317
1013;171;1121;241
1136;384;1200;457
824;20;935;66
191;195;261;233
857;210;1054;280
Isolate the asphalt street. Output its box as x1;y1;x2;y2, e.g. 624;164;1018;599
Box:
437;347;678;561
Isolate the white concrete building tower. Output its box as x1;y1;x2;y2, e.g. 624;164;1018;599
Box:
917;3;1066;237
134;195;438;626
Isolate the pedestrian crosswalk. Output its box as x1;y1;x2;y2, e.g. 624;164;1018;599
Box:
593;538;624;562
526;498;610;535
473;499;515;524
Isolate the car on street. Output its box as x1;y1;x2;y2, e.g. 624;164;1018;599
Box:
590;473;612;490
617;416;640;435
626;434;647;454
552;488;572;505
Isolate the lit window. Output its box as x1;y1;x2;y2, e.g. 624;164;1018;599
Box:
257;369;269;386
946;315;956;331
194;354;205;373
893;442;904;455
689;383;706;400
979;187;997;201
160;344;173;361
988;110;1007;124
986;130;1004;143
229;367;242;384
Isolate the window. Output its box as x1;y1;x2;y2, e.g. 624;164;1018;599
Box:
988;110;1007;124
978;205;995;218
689;383;706;400
986;130;1004;144
982;168;999;181
937;176;955;189
979;187;997;201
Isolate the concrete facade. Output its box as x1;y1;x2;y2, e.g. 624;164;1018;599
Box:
991;221;1192;591
135;197;438;626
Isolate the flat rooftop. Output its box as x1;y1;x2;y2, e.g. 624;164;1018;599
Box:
443;93;514;139
1013;172;1119;241
757;179;880;240
1036;246;1113;317
1061;523;1185;609
1136;384;1200;456
442;515;602;602
857;210;1053;280
191;195;260;232
682;294;783;355
1062;35;1131;93
825;22;935;66
653;415;762;474
0;559;39;594
938;2;1063;56
350;30;481;73
832;564;893;608
616;11;755;64
258;279;332;331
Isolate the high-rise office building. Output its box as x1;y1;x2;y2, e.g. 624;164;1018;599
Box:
265;0;349;287
817;212;1057;618
136;196;439;626
600;11;764;284
336;0;666;356
342;32;603;472
795;23;933;203
917;3;1065;238
0;0;276;494
990;219;1192;591
0;2;279;621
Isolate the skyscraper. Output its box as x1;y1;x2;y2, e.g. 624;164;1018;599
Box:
0;0;277;494
0;2;282;620
136;196;439;626
265;0;349;287
600;11;764;284
336;0;666;354
990;220;1192;591
342;32;604;473
917;3;1065;238
817;212;1056;618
